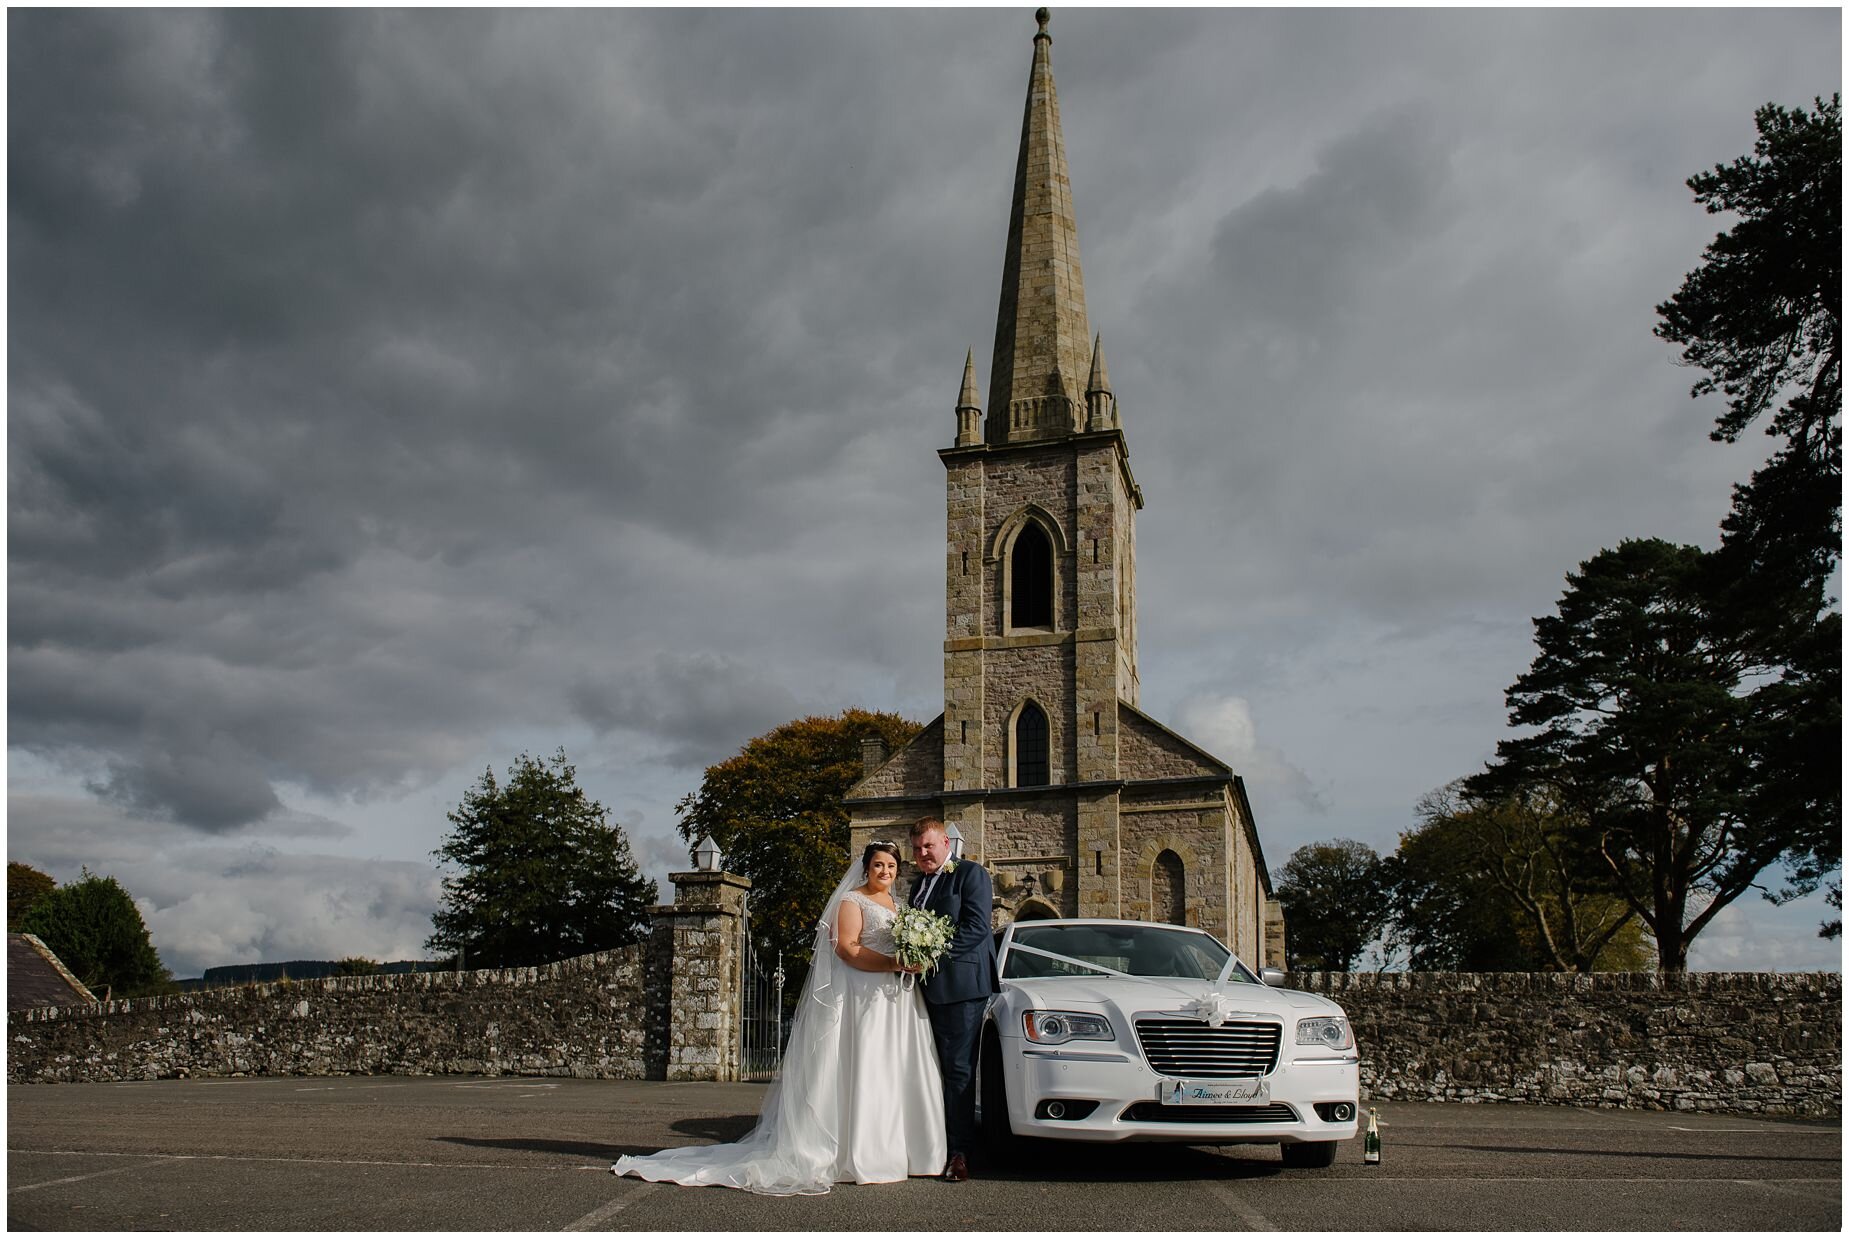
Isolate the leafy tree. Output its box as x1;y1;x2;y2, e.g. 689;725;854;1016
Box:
9;861;56;932
1656;94;1840;593
1391;782;1650;972
21;868;171;998
427;749;656;969
1273;840;1390;972
1469;539;1825;972
333;956;381;976
676;709;924;980
1387;809;1545;972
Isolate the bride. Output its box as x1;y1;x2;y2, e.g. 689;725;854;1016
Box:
611;840;947;1193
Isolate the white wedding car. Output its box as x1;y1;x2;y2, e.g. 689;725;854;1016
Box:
976;919;1360;1167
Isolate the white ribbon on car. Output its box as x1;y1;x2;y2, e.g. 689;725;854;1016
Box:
1181;991;1239;1028
1007;944;1267;1027
1004;942;1132;977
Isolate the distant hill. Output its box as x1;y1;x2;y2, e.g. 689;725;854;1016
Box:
175;960;449;990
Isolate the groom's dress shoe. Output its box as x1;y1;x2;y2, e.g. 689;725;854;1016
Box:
942;1153;969;1182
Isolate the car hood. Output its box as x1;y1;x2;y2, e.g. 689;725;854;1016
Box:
1000;974;1345;1020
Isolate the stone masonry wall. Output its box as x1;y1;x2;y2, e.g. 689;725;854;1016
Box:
13;949;1838;1117
10;869;749;1086
1289;970;1841;1117
10;945;659;1084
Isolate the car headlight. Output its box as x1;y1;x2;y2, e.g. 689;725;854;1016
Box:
1296;1016;1354;1050
1023;1010;1114;1044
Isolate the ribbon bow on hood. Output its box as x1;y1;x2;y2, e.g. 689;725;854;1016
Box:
1180;991;1240;1028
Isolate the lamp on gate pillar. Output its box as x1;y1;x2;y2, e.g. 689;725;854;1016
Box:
946;823;964;860
692;835;722;872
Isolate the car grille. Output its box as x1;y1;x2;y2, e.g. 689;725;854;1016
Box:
1120;1102;1298;1124
1134;1019;1281;1078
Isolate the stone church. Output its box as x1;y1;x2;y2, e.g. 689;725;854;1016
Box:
846;10;1284;968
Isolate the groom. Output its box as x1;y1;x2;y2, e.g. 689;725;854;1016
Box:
908;816;999;1183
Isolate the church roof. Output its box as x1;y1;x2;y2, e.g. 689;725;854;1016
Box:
843;715;945;804
987;9;1093;436
1117;702;1236;781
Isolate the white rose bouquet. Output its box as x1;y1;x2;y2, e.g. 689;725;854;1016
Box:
891;905;956;979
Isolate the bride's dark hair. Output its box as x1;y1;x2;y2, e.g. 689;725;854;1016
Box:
861;839;902;874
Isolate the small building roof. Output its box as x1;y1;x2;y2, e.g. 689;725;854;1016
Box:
8;933;98;1011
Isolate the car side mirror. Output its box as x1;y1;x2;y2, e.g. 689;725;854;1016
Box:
1260;967;1287;987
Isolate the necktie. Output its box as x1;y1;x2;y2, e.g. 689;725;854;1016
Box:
914;873;937;908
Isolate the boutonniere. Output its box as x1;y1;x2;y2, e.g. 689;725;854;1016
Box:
941;858;958;875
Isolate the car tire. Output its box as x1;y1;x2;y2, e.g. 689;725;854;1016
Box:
978;1026;1020;1164
1279;1140;1338;1169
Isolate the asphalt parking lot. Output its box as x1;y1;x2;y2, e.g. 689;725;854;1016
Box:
7;1076;1841;1231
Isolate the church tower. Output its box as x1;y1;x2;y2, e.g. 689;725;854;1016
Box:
941;4;1144;918
848;10;1279;966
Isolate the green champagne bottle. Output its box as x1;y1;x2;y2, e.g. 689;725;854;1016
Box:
1363;1107;1381;1165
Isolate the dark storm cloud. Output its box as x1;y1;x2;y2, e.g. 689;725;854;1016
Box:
1209;107;1456;341
9;8;1007;830
569;653;802;767
7;8;1838;969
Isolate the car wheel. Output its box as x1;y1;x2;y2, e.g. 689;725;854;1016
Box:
978;1026;1020;1163
1279;1140;1338;1169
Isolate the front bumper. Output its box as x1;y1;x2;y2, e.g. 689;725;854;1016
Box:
993;1039;1360;1145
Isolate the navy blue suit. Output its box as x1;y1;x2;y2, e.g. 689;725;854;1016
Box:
912;860;999;1158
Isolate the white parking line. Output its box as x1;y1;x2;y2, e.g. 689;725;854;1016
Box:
9;1158;177;1194
1730;1178;1843;1199
1666;1125;1833;1133
1199;1178;1278;1231
7;1148;586;1173
562;1182;661;1231
1256;1175;1836;1184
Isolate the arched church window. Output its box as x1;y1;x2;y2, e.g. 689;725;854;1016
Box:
1013;700;1049;787
1153;850;1185;925
1009;521;1054;628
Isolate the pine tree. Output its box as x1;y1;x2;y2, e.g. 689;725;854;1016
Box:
427;749;656;968
1471;539;1824;971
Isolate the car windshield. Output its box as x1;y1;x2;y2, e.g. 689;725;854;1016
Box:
1003;923;1257;983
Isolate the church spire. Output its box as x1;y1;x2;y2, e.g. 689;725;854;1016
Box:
955;348;982;446
987;8;1093;443
1085;333;1116;431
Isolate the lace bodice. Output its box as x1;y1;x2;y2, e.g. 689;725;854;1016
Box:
843;890;899;956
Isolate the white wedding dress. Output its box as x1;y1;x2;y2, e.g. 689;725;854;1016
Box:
612;864;947;1194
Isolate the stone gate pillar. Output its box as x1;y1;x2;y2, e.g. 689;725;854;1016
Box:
654;870;752;1082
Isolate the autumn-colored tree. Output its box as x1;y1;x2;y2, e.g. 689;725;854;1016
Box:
8;862;56;932
676;710;925;982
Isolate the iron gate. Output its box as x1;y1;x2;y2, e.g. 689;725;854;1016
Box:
739;909;785;1082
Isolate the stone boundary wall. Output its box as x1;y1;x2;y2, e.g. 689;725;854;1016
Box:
9;940;666;1085
13;952;1841;1119
1288;970;1841;1117
9;869;754;1087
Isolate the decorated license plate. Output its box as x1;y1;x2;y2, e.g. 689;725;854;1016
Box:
1160;1078;1268;1105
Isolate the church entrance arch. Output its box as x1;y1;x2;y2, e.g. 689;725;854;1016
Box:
1014;897;1061;923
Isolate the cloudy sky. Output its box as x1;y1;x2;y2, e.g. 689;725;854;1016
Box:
8;6;1840;977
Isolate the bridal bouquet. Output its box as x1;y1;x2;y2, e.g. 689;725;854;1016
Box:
891;905;956;977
